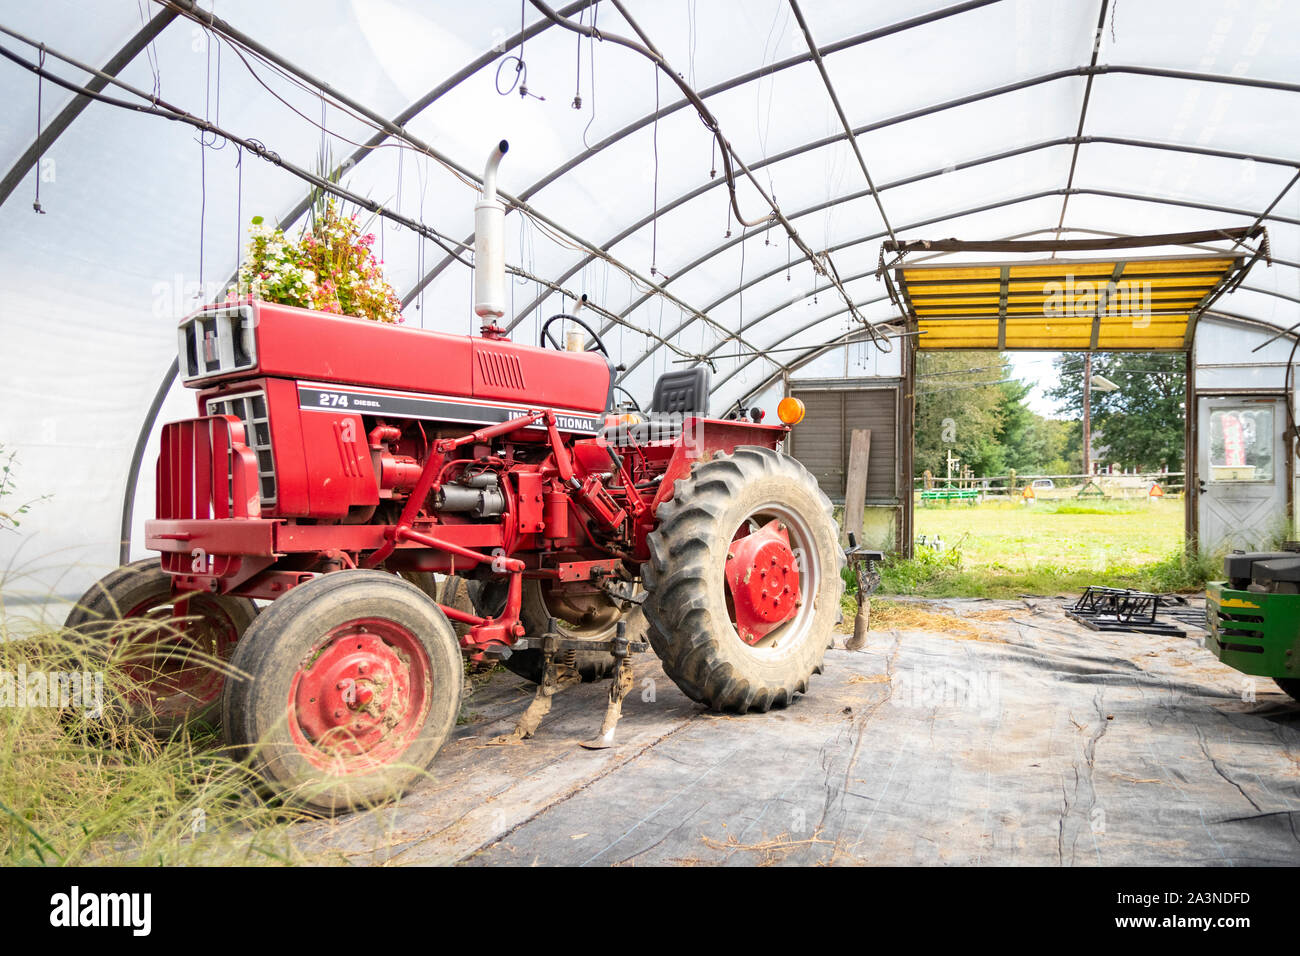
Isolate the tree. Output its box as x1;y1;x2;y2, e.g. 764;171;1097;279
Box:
914;351;1084;479
913;351;1008;478
1044;352;1185;471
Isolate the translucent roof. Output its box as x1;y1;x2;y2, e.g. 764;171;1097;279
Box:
0;0;1297;596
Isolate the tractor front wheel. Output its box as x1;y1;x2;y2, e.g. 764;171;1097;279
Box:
642;447;844;713
63;558;257;733
221;570;462;813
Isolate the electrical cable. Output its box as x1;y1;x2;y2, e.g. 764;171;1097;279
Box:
527;0;888;347
0;38;709;362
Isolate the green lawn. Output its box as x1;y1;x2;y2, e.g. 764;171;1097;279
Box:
869;496;1216;599
916;496;1184;571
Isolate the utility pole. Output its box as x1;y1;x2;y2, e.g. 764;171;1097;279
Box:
1082;353;1092;476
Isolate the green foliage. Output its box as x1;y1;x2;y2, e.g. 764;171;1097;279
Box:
1045;352;1185;472
885;497;1209;598
0;614;318;865
877;540;965;594
0;444;48;533
1042;500;1143;516
913;351;1081;478
913;350;1010;477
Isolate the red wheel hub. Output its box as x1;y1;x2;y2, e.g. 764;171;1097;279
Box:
289;619;430;772
725;519;801;645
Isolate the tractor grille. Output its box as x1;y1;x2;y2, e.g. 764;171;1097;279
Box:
178;305;257;382
206;390;276;507
477;350;526;390
157;416;262;520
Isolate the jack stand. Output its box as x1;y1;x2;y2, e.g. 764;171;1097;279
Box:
580;622;633;750
844;534;884;651
492;619;581;744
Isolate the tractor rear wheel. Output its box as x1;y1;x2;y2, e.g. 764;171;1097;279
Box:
221;570;462;813
475;577;647;683
63;558;257;733
642;447;843;713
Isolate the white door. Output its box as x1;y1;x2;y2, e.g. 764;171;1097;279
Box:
1196;395;1289;553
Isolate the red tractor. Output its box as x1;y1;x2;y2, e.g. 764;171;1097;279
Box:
67;143;844;811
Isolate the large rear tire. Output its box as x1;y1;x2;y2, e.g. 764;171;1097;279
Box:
63;558;257;733
221;570;462;814
641;447;843;713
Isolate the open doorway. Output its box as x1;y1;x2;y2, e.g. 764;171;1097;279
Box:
906;348;1191;595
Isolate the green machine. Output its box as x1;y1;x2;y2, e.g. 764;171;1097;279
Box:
1206;548;1300;701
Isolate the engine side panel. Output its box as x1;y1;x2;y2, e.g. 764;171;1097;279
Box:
241;301;610;416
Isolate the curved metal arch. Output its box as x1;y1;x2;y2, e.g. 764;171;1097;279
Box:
613;136;1300;384
520;132;1300;378
494;60;1300;342
0;6;180;209
615;185;1300;386
618;187;1067;383
716;274;1300;413
706;293;895;398
407;0;1010;302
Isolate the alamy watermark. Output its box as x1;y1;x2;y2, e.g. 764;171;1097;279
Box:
1042;277;1154;325
0;664;103;718
891;667;1000;716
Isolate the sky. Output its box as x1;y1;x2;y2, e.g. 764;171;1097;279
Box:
1008;352;1066;418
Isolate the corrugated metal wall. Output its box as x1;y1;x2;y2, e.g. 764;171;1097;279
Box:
787;381;899;504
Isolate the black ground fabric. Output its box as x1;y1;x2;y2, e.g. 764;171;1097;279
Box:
293;597;1300;866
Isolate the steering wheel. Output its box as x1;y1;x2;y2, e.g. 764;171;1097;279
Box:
612;385;643;414
539;312;609;356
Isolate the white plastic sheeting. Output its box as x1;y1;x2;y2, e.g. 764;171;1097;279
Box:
0;0;1297;600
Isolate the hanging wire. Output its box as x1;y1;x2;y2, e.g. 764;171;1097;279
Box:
234;143;243;273
496;0;544;100
136;0;162;99
198;138;206;290
571;5;583;108
686;0;697;88
580;4;601;150
31;45;44;214
650;65;661;277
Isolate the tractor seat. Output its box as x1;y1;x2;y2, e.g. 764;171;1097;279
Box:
605;366;711;447
649;366;711;417
1249;557;1300;591
1224;551;1295;589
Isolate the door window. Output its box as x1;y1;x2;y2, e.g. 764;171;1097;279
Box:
1207;406;1274;482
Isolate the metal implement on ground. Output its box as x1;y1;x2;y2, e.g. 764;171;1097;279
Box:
1065;586;1190;636
844;533;884;651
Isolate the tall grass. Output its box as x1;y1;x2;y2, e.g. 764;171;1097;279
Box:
0;607;318;865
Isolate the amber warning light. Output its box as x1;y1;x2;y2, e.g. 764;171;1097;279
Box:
777;397;805;425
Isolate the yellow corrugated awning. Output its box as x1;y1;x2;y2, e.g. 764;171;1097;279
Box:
894;253;1246;350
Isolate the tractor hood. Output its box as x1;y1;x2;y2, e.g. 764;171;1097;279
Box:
177;299;613;417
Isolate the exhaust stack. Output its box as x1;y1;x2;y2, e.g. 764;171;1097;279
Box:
474;139;509;321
